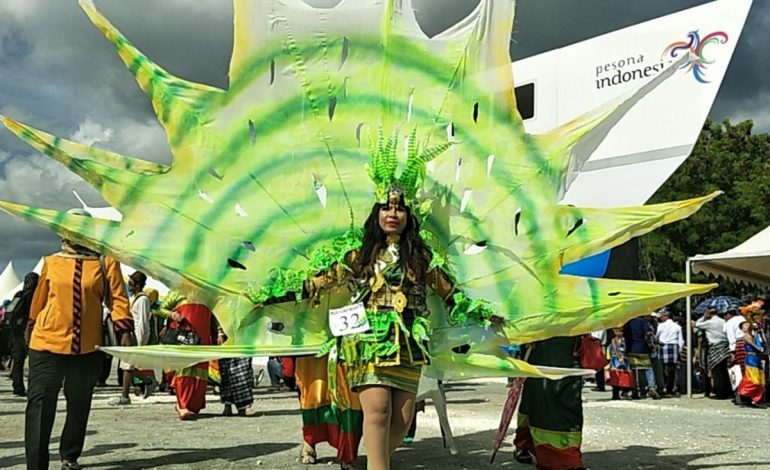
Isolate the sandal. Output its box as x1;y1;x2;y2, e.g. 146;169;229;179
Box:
238;407;259;417
514;448;534;464
174;404;196;421
300;444;317;465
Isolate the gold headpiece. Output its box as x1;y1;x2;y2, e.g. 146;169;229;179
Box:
387;186;403;206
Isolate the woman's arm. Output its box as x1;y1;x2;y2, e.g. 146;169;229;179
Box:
104;256;134;345
744;332;761;352
426;268;457;305
133;296;152;346
26;259;49;343
304;252;358;303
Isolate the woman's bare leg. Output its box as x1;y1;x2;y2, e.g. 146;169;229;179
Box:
388;390;416;454
359;385;392;470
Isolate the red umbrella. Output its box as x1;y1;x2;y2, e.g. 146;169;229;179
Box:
490;377;525;463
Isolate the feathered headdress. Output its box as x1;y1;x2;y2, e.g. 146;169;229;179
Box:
366;125;452;204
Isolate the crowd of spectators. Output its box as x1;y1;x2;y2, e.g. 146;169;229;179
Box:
591;298;768;407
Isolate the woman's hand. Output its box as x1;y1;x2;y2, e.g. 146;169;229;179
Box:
171;312;183;323
489;315;505;326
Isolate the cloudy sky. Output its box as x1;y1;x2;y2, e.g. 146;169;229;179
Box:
0;0;767;275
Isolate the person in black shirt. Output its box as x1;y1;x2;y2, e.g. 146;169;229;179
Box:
6;272;39;396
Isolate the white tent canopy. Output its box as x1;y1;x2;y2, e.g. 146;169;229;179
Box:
689;225;770;288
0;261;22;301
1;257;44;302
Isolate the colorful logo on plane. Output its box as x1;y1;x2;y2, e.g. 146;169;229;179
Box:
662;30;729;84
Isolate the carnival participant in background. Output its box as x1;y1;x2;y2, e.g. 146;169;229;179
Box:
109;271;158;405
513;337;586;470
307;187;456;470
736;321;766;407
218;324;257;417
267;356;289;391
165;296;218;420
723;309;747;404
655;309;683;396
694;308;731;399
608;327;634;400
0;300;12;370
5;272;39;396
590;329;608;392
25;209;132;470
624;316;661;400
402;399;425;444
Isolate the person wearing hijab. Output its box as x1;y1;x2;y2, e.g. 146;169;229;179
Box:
25;209;133;470
6;272;39;396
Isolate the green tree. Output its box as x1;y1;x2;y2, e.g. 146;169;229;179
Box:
640;118;770;292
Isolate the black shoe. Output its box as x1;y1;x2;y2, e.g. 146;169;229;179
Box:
61;461;83;470
514;448;534;464
12;390;26;397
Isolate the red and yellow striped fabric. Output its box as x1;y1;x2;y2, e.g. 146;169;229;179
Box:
296;356;362;464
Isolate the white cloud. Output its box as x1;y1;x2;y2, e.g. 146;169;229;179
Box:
110;119;172;164
68;116;172;165
0;0;43;21
70;118;113;146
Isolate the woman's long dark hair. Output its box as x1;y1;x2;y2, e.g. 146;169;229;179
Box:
357;202;431;279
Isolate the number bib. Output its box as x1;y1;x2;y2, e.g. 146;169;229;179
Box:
329;302;371;337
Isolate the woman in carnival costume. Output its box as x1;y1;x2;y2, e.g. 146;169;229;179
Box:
306;184;456;470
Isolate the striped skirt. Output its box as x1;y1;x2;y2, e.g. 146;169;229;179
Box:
732;340;746;368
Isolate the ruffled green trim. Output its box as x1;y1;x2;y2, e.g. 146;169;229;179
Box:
448;292;496;327
344;310;406;364
316;337;337;357
411;315;432;360
244;228;363;304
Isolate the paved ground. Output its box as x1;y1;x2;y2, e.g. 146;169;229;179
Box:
1;368;769;470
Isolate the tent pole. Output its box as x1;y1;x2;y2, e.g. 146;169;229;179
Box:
685;258;693;398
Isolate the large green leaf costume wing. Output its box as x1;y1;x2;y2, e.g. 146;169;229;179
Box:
0;0;716;377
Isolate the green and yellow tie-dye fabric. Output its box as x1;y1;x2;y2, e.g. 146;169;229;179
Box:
0;0;716;378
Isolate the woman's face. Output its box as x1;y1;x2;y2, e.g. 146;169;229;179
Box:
378;203;407;235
